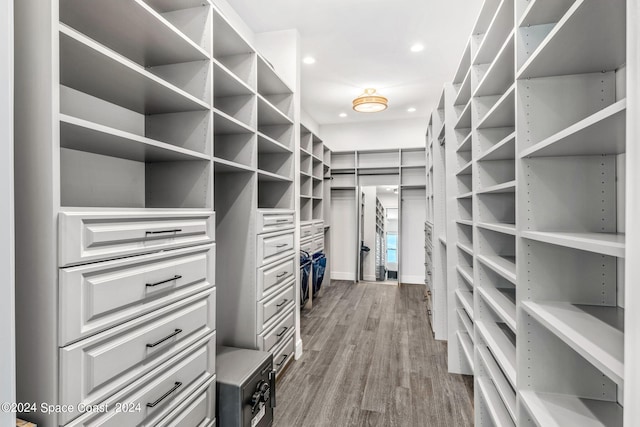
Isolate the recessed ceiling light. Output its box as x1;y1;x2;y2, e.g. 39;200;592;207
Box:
302;56;316;64
339;113;347;118
386;187;393;191
407;107;417;113
410;43;424;53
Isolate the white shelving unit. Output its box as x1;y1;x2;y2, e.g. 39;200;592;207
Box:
299;124;331;310
430;0;636;425
15;1;217;425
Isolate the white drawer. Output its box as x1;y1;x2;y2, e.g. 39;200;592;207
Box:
312;221;324;236
313;236;324;253
59;244;215;345
272;330;295;375
300;237;313;254
257;230;294;266
300;223;314;240
59;290;215;424
257;281;295;333
257;209;294;234
67;334;215;427
155;376;215;427
59;210;215;267
258;309;294;352
257;256;294;300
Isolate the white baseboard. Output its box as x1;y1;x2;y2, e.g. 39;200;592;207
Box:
363;274;377;282
400;275;425;285
331;271;354;281
295;338;303;359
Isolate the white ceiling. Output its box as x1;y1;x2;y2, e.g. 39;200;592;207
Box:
227;0;482;125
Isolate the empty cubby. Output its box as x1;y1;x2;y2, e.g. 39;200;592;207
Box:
476;159;515;189
214;133;255;168
260;124;294;150
477;193;515;225
258;181;293;209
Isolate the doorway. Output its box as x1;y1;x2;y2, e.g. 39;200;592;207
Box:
359;185;399;284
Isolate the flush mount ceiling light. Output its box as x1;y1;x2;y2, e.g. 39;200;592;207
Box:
410;43;425;52
339;113;348;118
407;107;417;113
352;88;388;113
302;56;316;64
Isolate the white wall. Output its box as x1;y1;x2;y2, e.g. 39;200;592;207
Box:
301;109;321;136
1;0;15;423
320;117;426;151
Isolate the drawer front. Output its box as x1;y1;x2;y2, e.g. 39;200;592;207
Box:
257;230;294;266
59;244;215;345
257;256;295;300
66;335;215;427
300;238;313;254
59;290;215;422
258;309;294;352
312;221;324;236
300;223;314;240
272;331;295;375
59;210;215;267
155;377;215;427
313;236;324;254
257;281;295;333
257;210;294;234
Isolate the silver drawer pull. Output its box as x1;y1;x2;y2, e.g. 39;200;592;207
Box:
145;229;182;235
276;326;288;337
146;382;182;408
276;272;288;278
275;244;288;248
146;275;182;287
276;299;288;308
146;329;182;348
276;219;290;223
276;354;288;367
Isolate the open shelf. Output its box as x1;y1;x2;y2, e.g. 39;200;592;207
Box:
476;180;515;195
454;101;472;129
457;331;475;371
478;286;516;332
517;0;625;79
477;222;515;236
457;242;474;257
60;0;210;67
214;108;254;135
214;156;254;173
59;114;209;162
476;320;516;386
479;132;515;161
457;132;473;152
257;95;294;126
457;264;474;287
454;69;472;107
457;289;475;320
474;31;514;98
522;301;623;385
477;346;516;422
457;219;473;227
477;377;515;427
457;161;473;176
477;255;516;284
520;100;626;158
458;308;475;338
213;59;255;97
257;169;292;182
257;55;293;97
458;192;473;199
519;391;622;427
473;0;514;66
476;85;515;129
257;132;291;154
521;231;625;258
518;0;575;27
60;24;210;115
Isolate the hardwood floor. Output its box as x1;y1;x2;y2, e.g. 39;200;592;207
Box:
274;280;474;427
